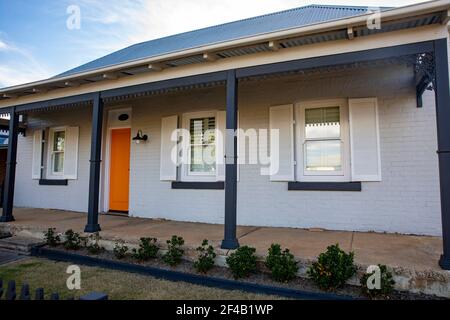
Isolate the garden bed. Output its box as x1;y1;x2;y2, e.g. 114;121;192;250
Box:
30;244;441;300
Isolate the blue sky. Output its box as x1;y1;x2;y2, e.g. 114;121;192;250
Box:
0;0;425;88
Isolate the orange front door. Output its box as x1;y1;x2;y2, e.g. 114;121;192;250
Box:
109;128;131;212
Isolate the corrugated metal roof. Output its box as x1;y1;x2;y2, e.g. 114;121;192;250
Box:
57;4;390;78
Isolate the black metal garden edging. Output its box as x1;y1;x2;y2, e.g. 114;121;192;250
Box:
0;278;108;300
30;246;355;300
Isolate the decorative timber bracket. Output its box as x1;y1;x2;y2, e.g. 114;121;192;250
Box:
414;52;436;108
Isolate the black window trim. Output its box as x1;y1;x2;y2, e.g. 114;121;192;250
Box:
288;181;361;191
39;179;68;186
171;181;224;190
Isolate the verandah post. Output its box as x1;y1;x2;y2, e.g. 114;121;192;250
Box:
85;93;103;233
0;107;19;222
434;38;450;270
221;70;239;249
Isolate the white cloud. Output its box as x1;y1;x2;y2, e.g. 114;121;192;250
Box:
0;65;51;88
0;38;52;88
0;39;10;51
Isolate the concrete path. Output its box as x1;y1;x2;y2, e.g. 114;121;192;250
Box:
1;207;444;272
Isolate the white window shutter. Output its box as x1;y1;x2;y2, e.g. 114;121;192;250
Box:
269;104;294;181
32;129;43;179
349;98;381;181
63;126;79;180
216;111;226;181
160;115;178;181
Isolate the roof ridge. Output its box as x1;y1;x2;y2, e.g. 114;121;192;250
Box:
308;4;376;10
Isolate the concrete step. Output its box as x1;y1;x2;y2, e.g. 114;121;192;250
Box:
0;249;25;265
0;236;45;255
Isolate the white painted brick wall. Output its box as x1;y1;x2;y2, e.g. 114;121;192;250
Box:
13;64;442;236
15;107;92;212
234;66;440;236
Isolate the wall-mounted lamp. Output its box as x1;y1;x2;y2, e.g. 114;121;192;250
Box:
132;130;148;144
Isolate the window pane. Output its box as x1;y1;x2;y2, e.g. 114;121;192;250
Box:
189;116;216;174
190;117;215;144
190;145;216;173
305;107;340;139
53;131;65;151
305;140;341;172
53;152;64;173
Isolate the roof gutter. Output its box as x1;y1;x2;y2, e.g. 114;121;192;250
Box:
1;0;449;94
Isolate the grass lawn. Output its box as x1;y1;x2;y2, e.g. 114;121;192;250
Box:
0;257;284;300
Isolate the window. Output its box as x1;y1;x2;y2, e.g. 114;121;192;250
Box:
33;126;79;181
51;130;65;174
181;111;221;182
304;106;341;172
296;100;350;182
189;117;216;175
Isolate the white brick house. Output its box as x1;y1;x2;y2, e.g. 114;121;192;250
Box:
1;1;450;269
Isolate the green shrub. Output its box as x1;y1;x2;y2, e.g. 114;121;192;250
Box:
307;244;356;290
132;237;159;261
194;239;216;273
86;232;105;255
226;246;257;279
265;244;298;282
360;264;395;299
113;240;129;259
163;235;185;266
44;228;61;247
63;229;84;250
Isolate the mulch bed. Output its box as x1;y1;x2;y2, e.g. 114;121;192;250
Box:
34;244;445;300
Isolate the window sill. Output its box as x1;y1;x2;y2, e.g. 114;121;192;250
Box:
39;179;68;186
288;181;361;191
171;181;224;190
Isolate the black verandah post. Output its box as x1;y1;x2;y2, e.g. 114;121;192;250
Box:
0;108;19;222
221;70;239;249
85;93;103;232
434;39;450;270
